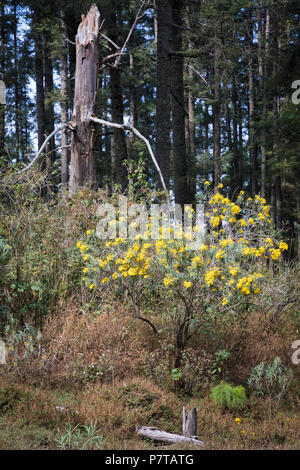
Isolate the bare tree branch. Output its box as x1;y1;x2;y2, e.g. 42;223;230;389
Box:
114;0;149;68
89;114;168;197
21;123;70;172
100;32;120;50
186;64;209;85
102;52;122;64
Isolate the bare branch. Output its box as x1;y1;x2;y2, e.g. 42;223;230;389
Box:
114;0;149;68
21;123;70;172
102;52;122;64
89;115;169;197
100;32;120;50
186;64;209;85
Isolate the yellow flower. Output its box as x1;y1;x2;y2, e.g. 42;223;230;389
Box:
101;277;109;284
231;204;241;215
89;283;96;290
184;281;192;288
164;275;174;287
235;417;241;423
210;216;220;228
192;256;202;267
279;241;288;251
204;180;210;186
205;267;221;286
220;238;233;248
82;267;89;273
217;183;223;189
216;249;225;259
86;229;93;235
128;268;138;276
200;244;208;251
269;248;281;260
229;266;239;276
222;297;228;306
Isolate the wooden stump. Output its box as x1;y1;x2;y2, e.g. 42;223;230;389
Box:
182;406;197;438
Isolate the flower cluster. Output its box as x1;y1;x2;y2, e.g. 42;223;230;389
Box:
76;186;288;311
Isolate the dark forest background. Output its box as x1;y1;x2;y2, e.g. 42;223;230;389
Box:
0;0;300;254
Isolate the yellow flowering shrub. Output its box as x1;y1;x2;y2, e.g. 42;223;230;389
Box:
76;188;289;366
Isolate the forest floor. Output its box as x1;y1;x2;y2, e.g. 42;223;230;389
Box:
0;376;299;450
1;302;299;451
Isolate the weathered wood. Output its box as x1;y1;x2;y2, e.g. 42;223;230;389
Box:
183;407;197;438
137;426;203;445
69;4;101;195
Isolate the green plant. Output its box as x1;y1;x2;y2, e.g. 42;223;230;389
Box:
248;357;293;417
71;357;111;385
211;349;231;380
55;421;104;450
171;368;182;381
211;383;247;411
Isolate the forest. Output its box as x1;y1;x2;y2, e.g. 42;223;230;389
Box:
0;0;299;452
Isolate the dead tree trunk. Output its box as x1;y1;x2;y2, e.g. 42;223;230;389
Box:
69;5;101;195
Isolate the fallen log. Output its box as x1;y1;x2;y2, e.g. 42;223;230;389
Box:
137;426;203;445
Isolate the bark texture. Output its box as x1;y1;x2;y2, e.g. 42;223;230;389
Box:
69;5;101;195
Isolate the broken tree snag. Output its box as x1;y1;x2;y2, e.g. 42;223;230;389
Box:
137;426;203;445
182;407;197;438
69;4;101;195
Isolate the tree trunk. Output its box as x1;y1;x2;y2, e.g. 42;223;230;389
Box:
13;4;19;162
258;4;267;199
33;9;45;161
69;5;101;195
0;1;5;159
213;43;221;191
156;0;171;191
232;78;239;192
44;30;55;169
171;0;192;205
272;14;282;229
248;13;257;196
60;10;69;189
108;12;128;191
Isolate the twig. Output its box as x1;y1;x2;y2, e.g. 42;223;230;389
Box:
65;38;75;45
89;115;168;197
102;52;122;64
187;64;209;85
114;0;149;68
21;123;70;172
100;32;120;50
